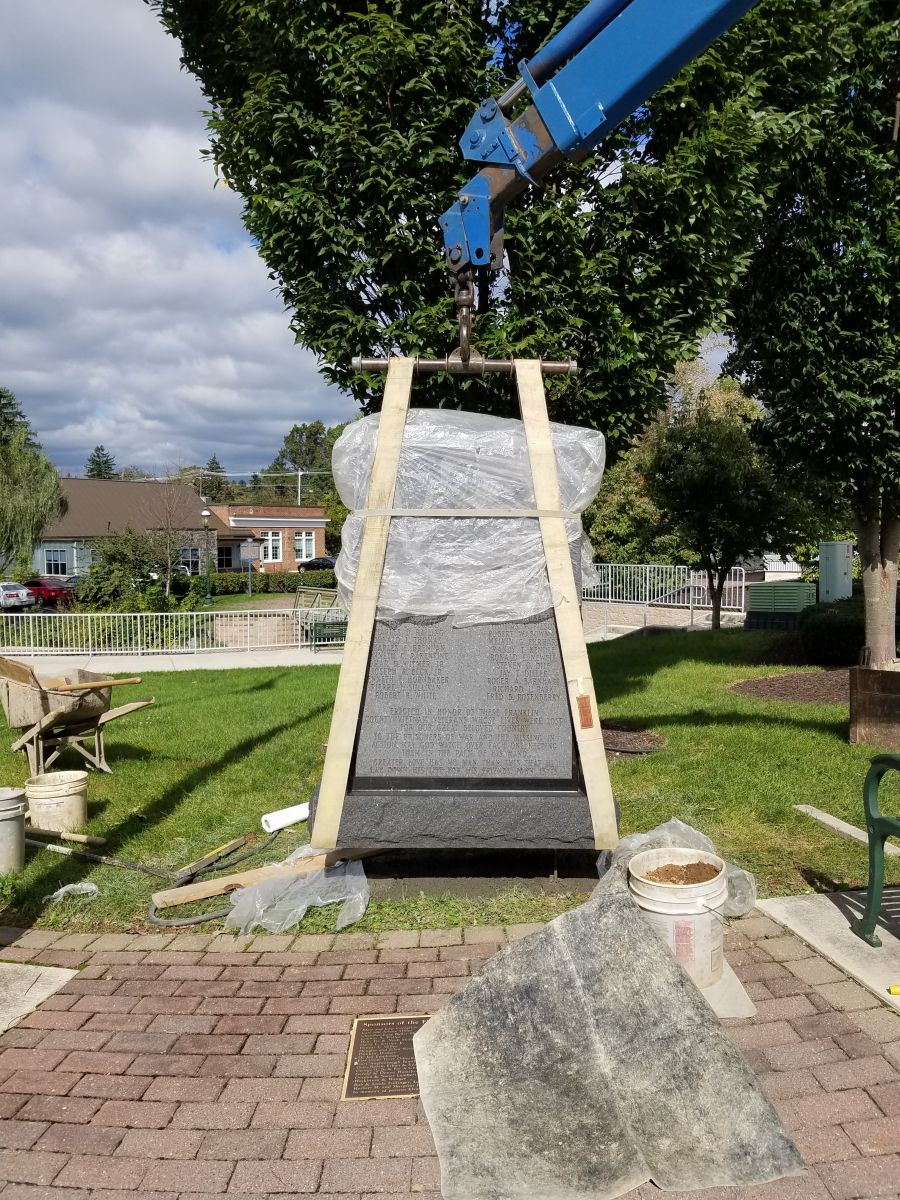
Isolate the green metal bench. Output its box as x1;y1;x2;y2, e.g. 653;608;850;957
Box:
308;616;347;652
851;753;900;947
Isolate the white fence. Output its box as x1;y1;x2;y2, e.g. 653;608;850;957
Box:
1;565;745;656
582;563;746;612
0;608;348;657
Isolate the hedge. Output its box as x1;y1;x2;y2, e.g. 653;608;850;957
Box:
797;596;900;666
189;569;337;597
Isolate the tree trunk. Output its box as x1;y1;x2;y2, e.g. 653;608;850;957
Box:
705;568;722;630
856;513;900;668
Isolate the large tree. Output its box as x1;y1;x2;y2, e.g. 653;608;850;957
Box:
0;387;38;451
202;454;233;502
644;403;807;629
147;0;774;444
725;0;900;666
0;428;66;574
262;421;349;553
149;0;899;649
587;448;692;568
85;445;118;479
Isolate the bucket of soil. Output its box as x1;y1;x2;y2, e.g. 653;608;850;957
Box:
628;847;727;988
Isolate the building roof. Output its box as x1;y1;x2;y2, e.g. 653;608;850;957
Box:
44;478;215;539
209;503;328;538
210;505;326;519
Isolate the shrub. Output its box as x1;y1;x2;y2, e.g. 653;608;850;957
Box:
195;569;338;596
797;596;900;667
286;569;336;590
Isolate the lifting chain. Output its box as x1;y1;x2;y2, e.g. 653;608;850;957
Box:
453;268;475;364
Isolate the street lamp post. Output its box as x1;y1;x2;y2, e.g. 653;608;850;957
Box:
201;508;212;607
244;538;255;596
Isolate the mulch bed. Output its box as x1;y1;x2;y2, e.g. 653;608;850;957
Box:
603;724;665;757
730;669;849;704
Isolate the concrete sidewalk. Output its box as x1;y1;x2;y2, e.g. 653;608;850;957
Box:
1;915;898;1199
11;648;344;673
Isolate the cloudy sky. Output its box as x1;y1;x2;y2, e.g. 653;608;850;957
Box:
0;0;357;479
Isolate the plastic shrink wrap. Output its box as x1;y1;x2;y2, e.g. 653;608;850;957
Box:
333;409;605;626
597;817;758;918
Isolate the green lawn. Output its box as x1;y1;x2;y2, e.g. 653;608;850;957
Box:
202;592;295;609
0;629;896;934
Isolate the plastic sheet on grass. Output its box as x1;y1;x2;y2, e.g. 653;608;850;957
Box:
597;817;757;917
43;882;99;904
224;846;369;934
332;409;605;626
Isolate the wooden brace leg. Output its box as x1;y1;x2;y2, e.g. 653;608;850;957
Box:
310;357;415;849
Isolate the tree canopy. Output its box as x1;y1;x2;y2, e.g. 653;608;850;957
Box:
202;454;233;502
147;0;784;443
723;0;900;664
0;428;66;575
0;387;38;451
644;403;809;628
262;421;349;553
85;445;118;479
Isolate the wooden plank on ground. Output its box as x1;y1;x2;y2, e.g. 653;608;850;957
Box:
310;356;415;850
514;358;618;850
151;849;348;910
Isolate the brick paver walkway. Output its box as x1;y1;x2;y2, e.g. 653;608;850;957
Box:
1;916;898;1200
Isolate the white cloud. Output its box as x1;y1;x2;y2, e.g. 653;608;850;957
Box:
0;0;356;480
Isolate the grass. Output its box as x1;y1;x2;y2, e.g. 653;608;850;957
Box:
202;593;295;610
1;629;896;935
592;630;900;898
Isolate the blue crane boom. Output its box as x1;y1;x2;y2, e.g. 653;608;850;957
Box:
441;0;759;359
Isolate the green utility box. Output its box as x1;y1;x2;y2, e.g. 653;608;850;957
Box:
745;581;816;630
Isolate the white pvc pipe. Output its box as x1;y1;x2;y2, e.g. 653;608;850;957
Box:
261;802;310;834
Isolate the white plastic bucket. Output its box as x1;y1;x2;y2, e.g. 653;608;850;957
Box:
26;771;89;833
0;787;27;875
628;847;727;988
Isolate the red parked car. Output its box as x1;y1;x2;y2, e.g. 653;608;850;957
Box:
21;578;73;606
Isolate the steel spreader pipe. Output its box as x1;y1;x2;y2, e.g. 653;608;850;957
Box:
351;356;578;376
525;0;633;85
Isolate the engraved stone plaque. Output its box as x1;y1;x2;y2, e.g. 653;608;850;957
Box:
342;1014;429;1100
354;613;573;784
308;607;595;850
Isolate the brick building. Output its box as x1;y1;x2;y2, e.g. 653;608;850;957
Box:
208;504;329;573
33;480;328;577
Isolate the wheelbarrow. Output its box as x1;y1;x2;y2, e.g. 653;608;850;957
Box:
0;656;155;775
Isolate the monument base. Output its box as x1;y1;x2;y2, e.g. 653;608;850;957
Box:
308;786;596;850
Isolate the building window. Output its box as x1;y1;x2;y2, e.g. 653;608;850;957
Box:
218;545;235;571
44;548;68;576
180;547;201;575
294;531;315;562
261;531;282;563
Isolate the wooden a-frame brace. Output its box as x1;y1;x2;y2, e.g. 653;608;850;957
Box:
310;356;618;852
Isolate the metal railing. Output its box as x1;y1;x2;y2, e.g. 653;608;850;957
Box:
1;564;745;657
582;563;746;612
0;607;349;656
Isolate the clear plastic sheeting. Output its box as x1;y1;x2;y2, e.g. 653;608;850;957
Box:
224;846;369;934
43;882;99;904
333;409;605;626
597;817;757;918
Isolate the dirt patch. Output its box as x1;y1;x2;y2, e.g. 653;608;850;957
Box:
644;861;721;885
603;724;665;757
730;669;849;705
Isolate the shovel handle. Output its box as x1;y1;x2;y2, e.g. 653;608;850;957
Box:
52;677;142;692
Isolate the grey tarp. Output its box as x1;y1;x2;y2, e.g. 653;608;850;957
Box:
414;869;804;1200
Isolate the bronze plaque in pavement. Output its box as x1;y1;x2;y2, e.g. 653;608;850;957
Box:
341;1014;430;1101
